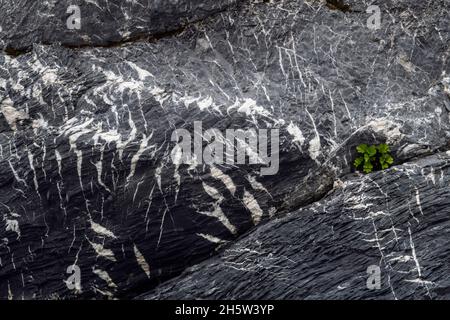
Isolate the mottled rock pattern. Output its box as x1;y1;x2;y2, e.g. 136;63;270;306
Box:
0;0;449;299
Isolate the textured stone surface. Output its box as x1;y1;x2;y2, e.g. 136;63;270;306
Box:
0;0;240;52
0;0;449;299
142;152;450;300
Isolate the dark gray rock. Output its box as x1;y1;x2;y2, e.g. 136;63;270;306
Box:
141;151;450;300
0;0;241;53
0;0;449;299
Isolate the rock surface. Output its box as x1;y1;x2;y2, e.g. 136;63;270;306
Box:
0;0;449;299
142;151;450;300
0;0;240;53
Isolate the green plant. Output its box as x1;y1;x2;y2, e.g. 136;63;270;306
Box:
354;143;394;174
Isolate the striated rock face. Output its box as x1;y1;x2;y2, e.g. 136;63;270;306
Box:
0;0;241;52
0;0;449;299
142;152;450;300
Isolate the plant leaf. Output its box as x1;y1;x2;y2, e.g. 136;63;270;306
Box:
354;157;363;168
354;144;394;174
385;154;394;165
356;144;368;154
363;161;373;173
377;144;390;154
367;145;377;157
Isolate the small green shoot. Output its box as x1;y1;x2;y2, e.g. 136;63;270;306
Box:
354;143;394;174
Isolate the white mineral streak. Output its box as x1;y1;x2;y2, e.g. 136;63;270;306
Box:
237;98;271;117
202;182;224;202
127;61;154;80
287;121;305;147
367;119;404;144
126;133;153;184
90;220;117;239
200;180;237;234
414;187;424;215
198;96;213;111
27;150;40;194
87;239;117;262
134;244;151;278
226;98;272;121
55;150;63;178
197;233;228;244
242;190;264;225
5;219;20;239
408;227;422;278
93;268;118;288
94;145;111;193
199;205;237;235
247;175;271;196
0;98;29;131
8;160;27;186
210;166;236;196
306;109;321;161
171;144;182;202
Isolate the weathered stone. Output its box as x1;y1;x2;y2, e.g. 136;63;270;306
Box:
0;0;241;53
0;0;449;299
142;152;450;300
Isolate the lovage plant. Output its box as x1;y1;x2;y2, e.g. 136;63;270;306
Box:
354;143;394;174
